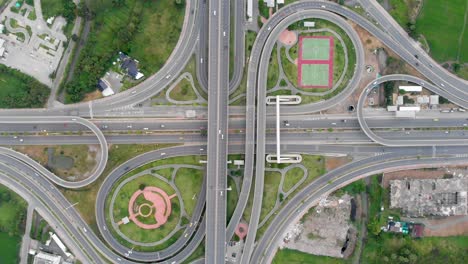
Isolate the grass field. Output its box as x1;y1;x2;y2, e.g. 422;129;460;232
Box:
154;167;174;181
127;0;185;73
273;248;344;264
0;64;50;108
229;30;257;105
227;176;238;223
0;185;26;264
283;167;305;192
363;234;468;263
301;64;330;86
0;232;21;264
174;168;203;217
260;171;282;222
267;44;280;89
301;37;331;60
40;0;64;18
416;0;468;63
169;78;198;101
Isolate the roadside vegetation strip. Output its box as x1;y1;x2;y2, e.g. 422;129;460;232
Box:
174;167;204;217
260;171;282;223
0;64;50;108
267;44;280;89
229;30;257;105
64;0;185;103
226;176;239;223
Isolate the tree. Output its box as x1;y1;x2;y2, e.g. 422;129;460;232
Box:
71;34;79;42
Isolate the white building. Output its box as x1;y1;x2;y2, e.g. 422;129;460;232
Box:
265;0;275;8
247;0;253;19
33;252;61;264
399;86;422;93
387;105;398;112
397;95;404;105
417;95;429;104
399;106;421;112
430;95;439;105
0;38;5;57
304;21;316;27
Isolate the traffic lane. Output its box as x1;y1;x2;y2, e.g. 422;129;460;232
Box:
2;129;468;146
2;117;468;133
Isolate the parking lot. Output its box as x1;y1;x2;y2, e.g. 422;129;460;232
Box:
0;0;67;86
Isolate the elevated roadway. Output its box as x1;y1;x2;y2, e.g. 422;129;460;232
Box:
0;116;107;188
205;0;230;262
357;75;468;146
241;8;365;263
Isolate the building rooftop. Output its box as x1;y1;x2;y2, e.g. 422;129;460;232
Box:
390;177;468;217
33;252;61;264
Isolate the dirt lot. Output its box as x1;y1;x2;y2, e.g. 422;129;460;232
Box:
423;216;468;237
325;156;353;171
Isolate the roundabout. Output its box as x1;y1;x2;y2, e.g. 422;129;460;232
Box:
108;172;183;247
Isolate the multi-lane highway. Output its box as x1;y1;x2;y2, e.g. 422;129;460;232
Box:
0;0;467;263
205;0;230;262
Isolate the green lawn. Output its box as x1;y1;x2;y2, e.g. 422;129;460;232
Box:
174;167;204;217
127;0;185;74
229;30;257;105
273;249;344;264
153;167;174;181
283;167;305;192
362;234;468;264
0;184;27;264
227;176;238;223
169;78;198;101
0;232;21;264
260;171;282;222
41;0;65;18
267;44;280;89
416;0;468;63
0;64;50;108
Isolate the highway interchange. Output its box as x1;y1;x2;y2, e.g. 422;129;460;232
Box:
0;0;468;263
